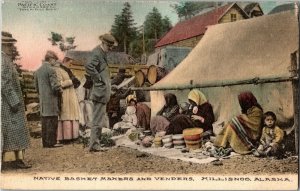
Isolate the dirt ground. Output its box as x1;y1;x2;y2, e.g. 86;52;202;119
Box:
1;136;298;175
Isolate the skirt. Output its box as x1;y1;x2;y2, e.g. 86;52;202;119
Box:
57;120;79;141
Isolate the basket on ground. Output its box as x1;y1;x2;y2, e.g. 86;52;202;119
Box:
183;128;203;150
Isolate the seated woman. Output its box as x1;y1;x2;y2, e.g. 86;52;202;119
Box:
113;105;137;131
150;93;180;135
167;89;215;137
126;94;151;130
214;91;263;155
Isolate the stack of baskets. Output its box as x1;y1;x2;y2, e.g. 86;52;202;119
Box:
153;131;166;147
172;134;185;149
162;135;173;148
183;128;203;150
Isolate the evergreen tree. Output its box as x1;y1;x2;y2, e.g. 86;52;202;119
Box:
171;2;223;20
111;2;137;53
161;16;172;35
48;32;77;52
144;7;163;40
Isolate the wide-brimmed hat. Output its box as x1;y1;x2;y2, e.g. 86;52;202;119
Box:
2;31;17;44
99;33;118;46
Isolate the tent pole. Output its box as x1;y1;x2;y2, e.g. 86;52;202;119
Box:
296;4;300;154
130;76;298;91
291;51;299;154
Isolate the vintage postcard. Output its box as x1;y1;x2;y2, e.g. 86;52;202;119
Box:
0;0;299;190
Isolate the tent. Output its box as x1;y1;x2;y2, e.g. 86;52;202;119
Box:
149;11;298;133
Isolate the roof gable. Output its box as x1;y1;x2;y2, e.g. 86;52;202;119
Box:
244;3;264;16
155;3;248;48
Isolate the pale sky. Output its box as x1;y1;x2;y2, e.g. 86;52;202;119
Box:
1;0;291;70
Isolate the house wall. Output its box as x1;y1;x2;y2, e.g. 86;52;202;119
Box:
219;7;246;23
171;35;203;48
157;35;203;49
66;62;148;80
156;5;247;50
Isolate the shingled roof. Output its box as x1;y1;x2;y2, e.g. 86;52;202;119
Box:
65;50;138;65
155;3;249;48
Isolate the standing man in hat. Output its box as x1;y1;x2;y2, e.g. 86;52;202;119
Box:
1;32;31;168
35;50;63;148
85;33;117;152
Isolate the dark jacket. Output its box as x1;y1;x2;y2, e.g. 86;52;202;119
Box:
85;45;111;103
35;61;61;116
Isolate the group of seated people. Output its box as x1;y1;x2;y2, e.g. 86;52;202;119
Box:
148;89;284;158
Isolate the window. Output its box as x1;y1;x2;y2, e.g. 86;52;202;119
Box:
231;14;237;22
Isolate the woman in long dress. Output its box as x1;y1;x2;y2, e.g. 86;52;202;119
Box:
53;60;81;144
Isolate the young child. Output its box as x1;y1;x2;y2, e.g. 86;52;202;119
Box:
254;111;284;157
113;105;137;131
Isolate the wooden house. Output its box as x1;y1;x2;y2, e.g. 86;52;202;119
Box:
155;3;249;49
243;3;264;18
64;51;148;80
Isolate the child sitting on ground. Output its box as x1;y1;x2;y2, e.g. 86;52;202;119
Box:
113;105;137;132
254;111;284;157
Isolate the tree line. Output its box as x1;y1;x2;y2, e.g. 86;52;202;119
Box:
110;2;172;61
47;2;220;63
110;2;221;62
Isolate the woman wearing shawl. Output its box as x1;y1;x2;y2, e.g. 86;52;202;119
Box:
150;93;180;134
214;91;263;155
167;89;215;136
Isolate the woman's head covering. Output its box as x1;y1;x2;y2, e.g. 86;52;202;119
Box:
164;93;178;107
126;94;137;105
238;91;262;113
188;89;207;106
45;50;58;61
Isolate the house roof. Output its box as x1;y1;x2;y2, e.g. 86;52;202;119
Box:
65;51;138;65
244;3;258;13
244;2;264;16
155;3;248;48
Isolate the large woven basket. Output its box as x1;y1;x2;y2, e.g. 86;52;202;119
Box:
183;128;203;150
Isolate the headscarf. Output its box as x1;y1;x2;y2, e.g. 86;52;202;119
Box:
164;93;178;107
238;91;262;114
187;89;207;106
126;94;137;105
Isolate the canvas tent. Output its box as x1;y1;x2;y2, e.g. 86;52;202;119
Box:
149;11;298;133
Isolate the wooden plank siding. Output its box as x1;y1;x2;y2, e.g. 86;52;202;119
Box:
219;7;246;23
66;62;149;80
170;35;203;48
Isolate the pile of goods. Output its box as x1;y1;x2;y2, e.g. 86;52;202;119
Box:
172;134;185;149
162;135;173;148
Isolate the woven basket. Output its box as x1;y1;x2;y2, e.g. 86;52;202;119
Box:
154;136;162;147
183;128;203;150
